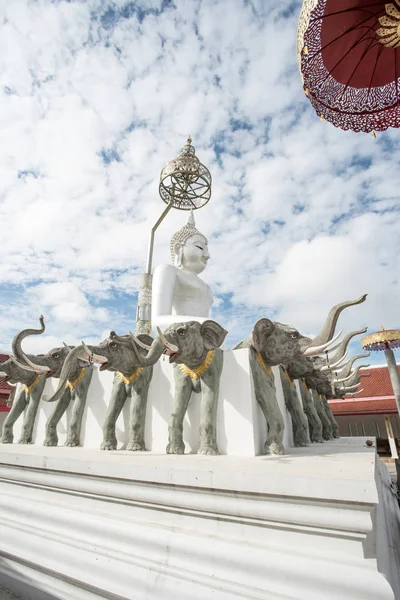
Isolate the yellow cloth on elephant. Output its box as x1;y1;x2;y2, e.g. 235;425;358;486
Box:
67;367;87;391
116;368;143;385
283;369;295;387
178;350;216;380
256;353;272;375
22;374;42;395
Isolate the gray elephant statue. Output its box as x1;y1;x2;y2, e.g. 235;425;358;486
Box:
7;316;93;447
132;320;228;456
48;331;155;451
232;295;367;454
0;358;47;444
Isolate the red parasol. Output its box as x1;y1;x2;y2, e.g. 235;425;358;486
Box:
297;0;400;132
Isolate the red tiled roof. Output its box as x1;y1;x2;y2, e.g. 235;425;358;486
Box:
329;364;400;416
0;353;11;393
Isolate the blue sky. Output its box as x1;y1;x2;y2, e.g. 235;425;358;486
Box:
0;0;399;366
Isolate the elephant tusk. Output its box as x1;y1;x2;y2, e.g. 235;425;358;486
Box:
346;388;364;396
10;355;50;373
322;338;344;354
320;351;349;372
7;381;17;387
129;332;152;352
301;330;343;357
81;342;108;365
156;327;179;353
0;370;7;377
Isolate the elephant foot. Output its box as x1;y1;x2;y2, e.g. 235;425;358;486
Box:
294;440;309;447
0;432;14;444
264;441;285;455
127;441;145;451
166;441;185;455
198;444;219;456
311;437;324;444
101;440;117;451
17;435;32;444
65;438;80;447
43;437;58;447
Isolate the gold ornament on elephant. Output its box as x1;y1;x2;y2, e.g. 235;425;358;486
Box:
22;374;42;395
178;350;216;380
66;367;87;391
116;368;143;385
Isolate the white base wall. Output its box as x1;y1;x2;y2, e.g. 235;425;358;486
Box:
0;438;398;600
11;349;294;456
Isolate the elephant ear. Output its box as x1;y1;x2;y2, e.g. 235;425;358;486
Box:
251;319;274;354
200;320;228;350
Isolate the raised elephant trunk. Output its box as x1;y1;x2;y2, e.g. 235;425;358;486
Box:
131;336;167;367
339;365;370;386
11;316;51;374
45;344;93;403
328;353;370;377
328;327;368;364
308;295;367;349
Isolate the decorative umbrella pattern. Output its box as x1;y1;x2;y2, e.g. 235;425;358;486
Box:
297;0;400;132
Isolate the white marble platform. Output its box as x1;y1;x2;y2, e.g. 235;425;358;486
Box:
0;438;398;600
11;349;294;456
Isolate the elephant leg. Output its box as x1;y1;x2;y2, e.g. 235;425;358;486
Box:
198;382;219;455
101;377;127;451
250;354;285;455
1;390;27;443
66;370;93;447
167;370;192;455
44;389;71;446
127;377;150;452
323;400;340;438
18;392;41;444
282;377;309;448
304;406;323;443
66;393;84;447
312;392;333;440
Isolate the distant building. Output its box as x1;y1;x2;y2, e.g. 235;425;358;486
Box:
0;353;11;413
329;364;400;457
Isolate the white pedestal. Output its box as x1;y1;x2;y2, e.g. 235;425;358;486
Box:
0;439;397;600
12;349;294;456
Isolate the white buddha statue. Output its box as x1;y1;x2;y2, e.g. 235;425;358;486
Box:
152;211;214;330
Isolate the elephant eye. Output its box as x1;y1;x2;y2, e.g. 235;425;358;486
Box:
53;353;60;359
290;332;299;339
177;327;186;336
110;342;117;348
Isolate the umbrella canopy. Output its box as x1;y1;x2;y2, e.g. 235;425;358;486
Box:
361;329;400;351
297;0;400;132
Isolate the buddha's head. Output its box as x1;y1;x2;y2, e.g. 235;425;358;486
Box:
170;211;210;275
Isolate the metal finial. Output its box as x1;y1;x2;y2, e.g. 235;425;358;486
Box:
159;137;212;210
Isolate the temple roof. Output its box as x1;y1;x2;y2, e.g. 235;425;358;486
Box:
329;364;400;416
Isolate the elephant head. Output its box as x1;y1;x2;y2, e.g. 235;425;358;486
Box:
133;320;228;369
234;295;367;366
11;316;89;381
47;331;156;403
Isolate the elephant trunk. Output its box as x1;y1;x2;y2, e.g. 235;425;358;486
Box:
11;316;50;373
44;345;89;403
329;328;368;364
133;336;167;367
308;295;367;349
332;353;370;378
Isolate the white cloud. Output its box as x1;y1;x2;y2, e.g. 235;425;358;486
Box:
0;0;398;367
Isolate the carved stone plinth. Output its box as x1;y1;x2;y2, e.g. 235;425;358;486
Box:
0;440;398;599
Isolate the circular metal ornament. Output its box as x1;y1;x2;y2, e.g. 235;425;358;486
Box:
361;329;400;352
159;137;212;210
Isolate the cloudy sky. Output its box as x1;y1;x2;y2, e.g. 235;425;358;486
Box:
0;0;398;365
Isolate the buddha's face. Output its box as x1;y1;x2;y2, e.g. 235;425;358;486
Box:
175;234;210;274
